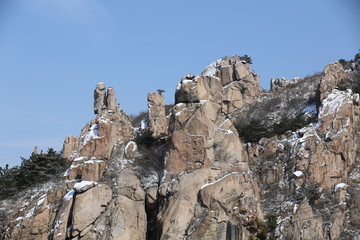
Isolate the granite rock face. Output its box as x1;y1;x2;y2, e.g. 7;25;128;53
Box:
2;55;360;240
147;92;168;136
270;77;300;91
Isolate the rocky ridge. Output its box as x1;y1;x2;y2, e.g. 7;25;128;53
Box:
1;55;360;240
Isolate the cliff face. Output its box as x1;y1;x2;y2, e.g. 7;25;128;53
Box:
1;55;360;240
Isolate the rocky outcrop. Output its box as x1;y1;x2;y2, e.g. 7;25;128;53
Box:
2;54;360;240
94;82;120;115
94;82;107;115
147;92;168;136
156;59;263;239
270;77;300;91
62;136;79;159
319;61;351;101
201;56;261;114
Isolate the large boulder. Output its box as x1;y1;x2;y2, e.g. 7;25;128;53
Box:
72;185;112;234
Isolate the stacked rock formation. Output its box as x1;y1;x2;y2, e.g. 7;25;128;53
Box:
201;56;261;114
147;92;168;136
1;56;360;240
270;77;301;91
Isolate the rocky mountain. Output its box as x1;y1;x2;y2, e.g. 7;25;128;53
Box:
1;54;360;240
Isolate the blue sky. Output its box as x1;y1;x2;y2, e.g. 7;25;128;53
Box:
0;0;359;167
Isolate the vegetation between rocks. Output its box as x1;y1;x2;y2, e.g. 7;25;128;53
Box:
236;114;316;143
0;148;68;200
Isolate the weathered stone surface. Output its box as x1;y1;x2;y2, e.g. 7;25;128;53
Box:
145;186;158;210
175;76;207;103
107;87;118;112
3;56;360;240
73;181;96;193
200;56;261;114
124;141;138;159
281;201;324;240
62;136;79;159
200;172;262;216
79;111;133;159
319;61;350;101
94;82;107;115
72;185;112;233
270;77;300;91
109;195;147;240
82;160;105;181
53;190;75;240
117;168;145;201
147;92;168;136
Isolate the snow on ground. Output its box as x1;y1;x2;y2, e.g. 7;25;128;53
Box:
140;118;149;129
25;207;35;218
83;124;101;145
302;103;318;116
335;183;347;191
319;89;352;117
73;157;87;162
63;168;70;177
141;172;159;189
36;196;46;206
84;160;104;165
201;59;222;77
125;141;138;153
293;171;304;177
201;172;241;190
63;190;75;201
74;181;95;192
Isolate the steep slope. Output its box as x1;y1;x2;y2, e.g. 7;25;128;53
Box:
1;54;359;240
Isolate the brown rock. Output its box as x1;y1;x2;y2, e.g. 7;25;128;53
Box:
117;168;145;201
109;195;147;240
319;61;350;101
53;190;75;240
82;160;106;181
147;92;168;136
63;136;79;159
94;82;107;115
72;185;112;233
106;87;118;112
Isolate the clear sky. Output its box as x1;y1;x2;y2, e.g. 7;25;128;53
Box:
0;0;359;167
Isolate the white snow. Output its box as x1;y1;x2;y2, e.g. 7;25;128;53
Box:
84;160;104;164
63;168;70;177
36;197;45;206
225;129;234;135
70;163;82;169
74;181;95;192
175;108;186;116
319;89;352;117
141;172;159;189
83;124;101;145
293;204;298;214
15;217;24;222
201;172;241;190
118;159;133;170
176;82;182;90
73;157;86;162
335;183;347;191
125;141;137;153
201;59;222;77
293;171;304;177
140;118;149;129
302;103;317;115
25;207;35;218
64;190;75;201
